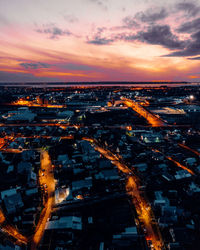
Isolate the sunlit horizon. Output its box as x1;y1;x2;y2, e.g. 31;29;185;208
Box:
0;0;200;83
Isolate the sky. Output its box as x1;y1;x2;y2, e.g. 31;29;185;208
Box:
0;0;200;82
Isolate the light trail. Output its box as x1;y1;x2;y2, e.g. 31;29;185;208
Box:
83;137;164;250
31;150;55;250
112;98;167;127
0;138;6;149
178;143;200;157
166;156;195;175
0;209;28;245
0;148;26;153
152;149;195;175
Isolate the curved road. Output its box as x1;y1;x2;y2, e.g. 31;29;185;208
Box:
31;150;55;250
83;137;165;250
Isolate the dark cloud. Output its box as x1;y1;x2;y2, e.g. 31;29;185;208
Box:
177;18;200;33
87;25;185;49
176;2;200;17
20;62;51;69
62;63;96;71
0;71;58;83
87;37;114;45
87;27;114;45
192;30;200;40
165;30;200;57
122;16;140;29
36;24;72;39
125;25;185;50
119;8;168;32
135;8;168;23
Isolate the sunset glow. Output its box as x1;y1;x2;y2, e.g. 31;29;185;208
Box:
0;0;200;82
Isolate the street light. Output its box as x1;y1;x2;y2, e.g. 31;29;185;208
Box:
189;95;194;100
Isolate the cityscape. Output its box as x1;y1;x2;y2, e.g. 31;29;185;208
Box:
1;0;200;249
0;84;198;249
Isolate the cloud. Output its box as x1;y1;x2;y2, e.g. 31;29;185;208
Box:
176;2;200;17
86;27;114;45
123;25;185;50
87;37;114;45
61;63;96;71
135;8;168;23
122;16;140;29
177;18;200;33
20;62;51;69
0;71;58;83
36;24;72;39
119;8;168;31
87;24;185;50
165;30;200;57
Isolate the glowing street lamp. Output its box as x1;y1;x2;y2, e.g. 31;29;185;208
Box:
189;95;194;100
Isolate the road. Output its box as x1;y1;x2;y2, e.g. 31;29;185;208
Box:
178;143;200;157
166;156;195;175
152;148;195;176
31;150;55;250
0;150;55;248
0;209;28;245
113;98;167;127
83;137;165;250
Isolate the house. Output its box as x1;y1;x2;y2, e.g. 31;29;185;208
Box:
188;182;200;193
134;163;148;172
57;111;74;121
174;170;191;180
4;193;24;214
17;161;32;174
6;107;36;122
25;188;38;196
102;169;119;181
27;170;37;188
55;187;71;204
1;188;20;200
45;216;82;230
72;178;92;191
22;150;35;161
185;158;196;166
7;165;14;174
57;154;71;167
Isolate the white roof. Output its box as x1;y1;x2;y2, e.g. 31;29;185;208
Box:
123;227;137;235
45;216;82;230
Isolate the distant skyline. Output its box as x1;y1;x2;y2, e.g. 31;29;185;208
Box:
0;0;200;82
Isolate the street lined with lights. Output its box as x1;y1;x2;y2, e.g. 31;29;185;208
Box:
31;151;55;250
110;97;167;127
83;137;165;250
